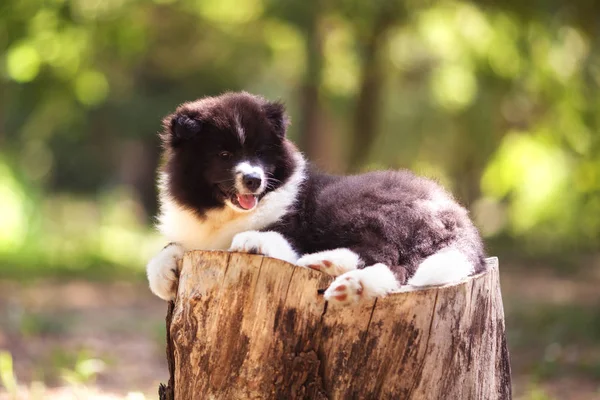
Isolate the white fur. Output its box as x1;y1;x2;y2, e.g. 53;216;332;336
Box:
296;248;360;276
230;231;298;263
146;243;184;301
407;247;474;287
155;151;306;251
234;112;245;144
324;263;400;305
234;162;266;194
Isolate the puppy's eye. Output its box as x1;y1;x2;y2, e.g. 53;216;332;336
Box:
219;151;232;160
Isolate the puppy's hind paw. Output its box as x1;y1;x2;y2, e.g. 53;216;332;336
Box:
324;264;400;306
147;243;184;301
297;248;360;277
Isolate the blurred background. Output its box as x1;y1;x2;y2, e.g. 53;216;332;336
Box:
1;0;599;398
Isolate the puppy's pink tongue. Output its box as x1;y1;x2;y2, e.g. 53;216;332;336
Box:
236;194;257;210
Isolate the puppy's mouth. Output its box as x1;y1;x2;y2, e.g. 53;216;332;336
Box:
230;193;258;211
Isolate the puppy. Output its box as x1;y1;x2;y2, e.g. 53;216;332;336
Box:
146;92;486;304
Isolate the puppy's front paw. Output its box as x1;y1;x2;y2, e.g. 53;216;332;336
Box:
297;248;360;277
147;243;184;301
324;264;400;305
323;272;364;304
229;231;298;264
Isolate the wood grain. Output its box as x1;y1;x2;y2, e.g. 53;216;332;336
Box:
160;252;511;400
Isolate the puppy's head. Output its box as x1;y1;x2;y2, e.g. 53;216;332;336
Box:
160;92;296;214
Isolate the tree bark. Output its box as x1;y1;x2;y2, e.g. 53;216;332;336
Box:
159;251;511;400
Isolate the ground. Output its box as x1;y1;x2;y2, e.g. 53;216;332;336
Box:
1;259;599;399
0;281;166;399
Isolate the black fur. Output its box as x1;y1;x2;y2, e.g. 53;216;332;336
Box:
160;92;486;283
160;92;295;214
268;169;486;282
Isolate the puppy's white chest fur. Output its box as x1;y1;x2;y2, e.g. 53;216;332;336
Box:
158;201;265;250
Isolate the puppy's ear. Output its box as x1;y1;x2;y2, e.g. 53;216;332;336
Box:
161;113;202;147
263;101;289;138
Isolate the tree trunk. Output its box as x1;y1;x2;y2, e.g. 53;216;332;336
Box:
298;0;325;165
348;4;402;171
159;251;511;400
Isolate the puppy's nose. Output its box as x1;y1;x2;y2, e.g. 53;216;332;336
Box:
242;173;262;192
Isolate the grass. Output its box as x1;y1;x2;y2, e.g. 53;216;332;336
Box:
0;352;18;396
506;301;600;400
18;312;72;338
1;348;146;399
509;304;600;347
0;256;147;282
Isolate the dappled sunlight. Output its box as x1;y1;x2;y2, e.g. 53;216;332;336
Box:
388;27;428;72
322;17;359;96
547;27;588;83
194;0;263;25
263;20;305;82
481;131;571;234
5;43;41;83
455;4;493;57
487;13;522;78
418;5;469;62
0;162;29;250
430;63;477;111
71;0;128;22
74;70;109;107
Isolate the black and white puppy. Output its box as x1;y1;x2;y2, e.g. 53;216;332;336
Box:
147;92;486;304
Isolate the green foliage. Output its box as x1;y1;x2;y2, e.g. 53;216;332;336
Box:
58;349;106;386
0;0;599;272
507;303;600;384
0;159;161;278
19;312;70;337
522;383;556;400
0;349;118;398
0;351;18;397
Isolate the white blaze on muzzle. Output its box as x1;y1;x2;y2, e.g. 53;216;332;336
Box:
224;162;267;212
234;162;266;194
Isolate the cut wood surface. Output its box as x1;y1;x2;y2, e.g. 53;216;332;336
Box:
159;251;511;400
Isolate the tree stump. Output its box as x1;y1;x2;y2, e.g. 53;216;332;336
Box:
159;251;511;400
